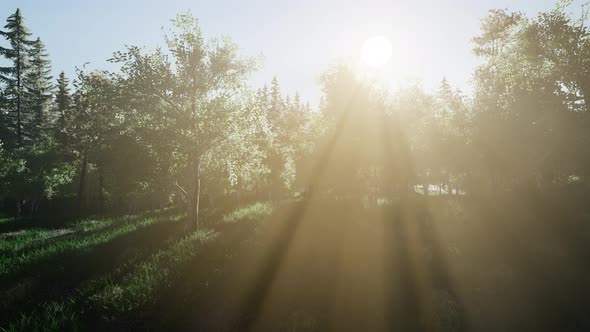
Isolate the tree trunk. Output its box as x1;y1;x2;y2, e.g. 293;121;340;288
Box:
189;157;202;227
580;82;590;113
98;162;104;216
196;175;201;226
16;42;22;146
78;150;88;214
16;200;22;219
30;200;39;220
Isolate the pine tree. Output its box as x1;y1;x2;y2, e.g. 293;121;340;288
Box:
55;71;71;126
438;77;455;110
256;84;269;111
293;92;302;112
269;77;284;129
25;37;53;139
0;87;11;144
0;8;34;146
284;95;291;111
270;76;282;115
286;92;304;131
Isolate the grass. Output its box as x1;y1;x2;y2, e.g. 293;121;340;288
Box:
0;204;266;332
0;217;14;224
89;228;214;314
1;230;216;332
3;197;590;331
0;214;182;278
2;300;80;332
222;201;273;224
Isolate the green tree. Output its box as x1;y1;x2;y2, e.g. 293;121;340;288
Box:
471;5;590;193
111;13;262;226
54;71;71;136
68;70;123;214
25;37;53;140
0;8;34;146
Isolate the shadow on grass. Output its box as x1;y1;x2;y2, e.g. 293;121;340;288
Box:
132;198;467;332
131;196;590;332
0;212;189;327
5;196;590;332
0;207;178;235
0;209;183;277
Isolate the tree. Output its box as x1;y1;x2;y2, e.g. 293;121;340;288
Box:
111;13;262;226
434;78;471;194
0;8;34;146
314;65;393;198
25;37;53;140
471;5;590;194
0;138;76;219
265;77;287;199
55;71;71;133
69;70;122;214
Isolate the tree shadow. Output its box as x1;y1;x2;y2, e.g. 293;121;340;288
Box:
0;214;189;326
135;198;469;332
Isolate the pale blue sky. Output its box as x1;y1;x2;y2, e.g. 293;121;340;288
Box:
0;0;586;104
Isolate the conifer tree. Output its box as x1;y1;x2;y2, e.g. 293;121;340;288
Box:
25;37;53;139
55;71;71;127
269;76;283;123
0;8;34;146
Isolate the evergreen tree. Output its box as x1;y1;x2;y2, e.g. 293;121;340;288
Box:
292;92;302;112
269;76;283;122
0;8;34;146
55;71;71;128
25;37;53;139
0;86;10;143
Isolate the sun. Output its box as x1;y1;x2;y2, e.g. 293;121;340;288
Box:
361;36;393;67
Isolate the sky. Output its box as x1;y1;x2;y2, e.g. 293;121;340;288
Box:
1;0;587;105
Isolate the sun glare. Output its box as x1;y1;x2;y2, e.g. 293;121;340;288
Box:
361;36;393;67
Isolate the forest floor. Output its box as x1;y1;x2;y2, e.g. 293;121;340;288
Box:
1;194;590;331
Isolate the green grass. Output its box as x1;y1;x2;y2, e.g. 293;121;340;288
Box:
89;228;214;314
0;217;117;255
4;197;590;331
0;213;183;278
0;202;277;332
0;228;56;253
222;201;273;223
0;200;480;332
0;228;215;332
0;217;14;225
1;300;80;332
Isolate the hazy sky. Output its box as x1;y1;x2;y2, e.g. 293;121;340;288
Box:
1;0;587;105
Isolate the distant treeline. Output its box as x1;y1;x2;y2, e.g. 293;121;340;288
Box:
1;4;590;223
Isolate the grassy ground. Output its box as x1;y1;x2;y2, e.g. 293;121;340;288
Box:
0;203;273;331
2;197;590;331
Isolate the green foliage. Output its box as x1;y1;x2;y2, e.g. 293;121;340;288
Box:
0;8;35;146
54;71;71;128
25;37;53;140
0;138;75;202
1;3;590;227
469;4;590;192
3;4;590;331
